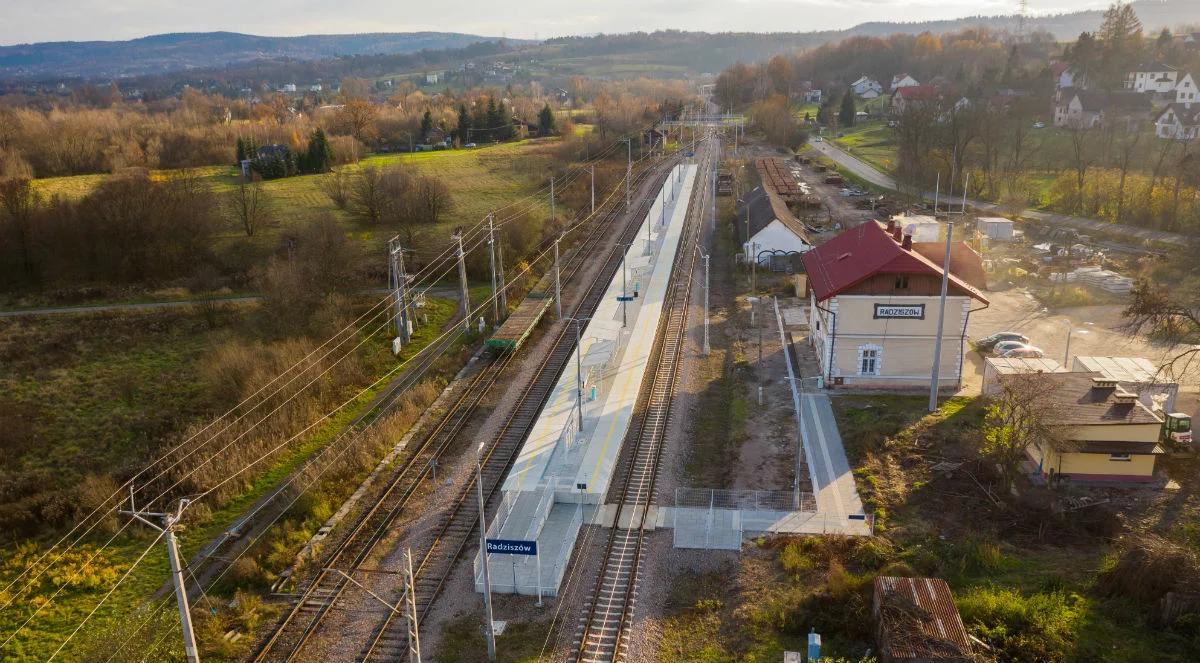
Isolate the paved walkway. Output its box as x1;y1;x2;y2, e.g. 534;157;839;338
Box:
810;139;1193;248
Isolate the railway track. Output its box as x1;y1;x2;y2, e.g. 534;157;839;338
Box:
358;156;679;663
573;138;714;663
248;152;678;663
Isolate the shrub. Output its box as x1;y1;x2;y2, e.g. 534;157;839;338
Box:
957;586;1085;662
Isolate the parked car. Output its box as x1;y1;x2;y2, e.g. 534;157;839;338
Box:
1001;346;1045;359
464;142;478;148
1032;121;1046;129
976;332;1030;351
993;340;1031;356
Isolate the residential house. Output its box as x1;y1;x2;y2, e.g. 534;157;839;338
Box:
890;85;939;114
1052;62;1089;90
279;83;297;93
873;577;973;663
982;357;1065;396
1125;62;1179;94
1155;102;1200;139
643;127;665;148
805;89;823;104
736;186;813;269
425;72;440;84
802;219;989;389
1009;372;1165;484
1175;72;1198;104
1053;89;1152;130
890;73;920;91
308;84;323;92
851;75;884;99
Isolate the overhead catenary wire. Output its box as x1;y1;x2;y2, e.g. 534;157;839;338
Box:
8;128;659;656
0;132;648;624
71;162;648;661
90;140;668;662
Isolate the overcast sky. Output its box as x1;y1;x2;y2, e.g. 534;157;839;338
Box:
1;0;1114;45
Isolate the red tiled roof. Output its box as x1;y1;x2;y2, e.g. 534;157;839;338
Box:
895;84;939;99
801;221;988;303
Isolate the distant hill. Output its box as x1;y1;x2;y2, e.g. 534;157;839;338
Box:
1;0;1197;83
0;31;511;79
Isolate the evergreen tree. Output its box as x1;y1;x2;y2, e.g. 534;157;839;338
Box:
304;128;333;174
538;103;557;136
1098;1;1144;88
496;100;514;141
235;137;247;165
838;89;856;127
484;97;500;142
456;104;472;142
472;104;489;142
420;110;433;141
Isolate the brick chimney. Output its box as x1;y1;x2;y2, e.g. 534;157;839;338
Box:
901;233;913;250
892;226;903;242
886;218;896;233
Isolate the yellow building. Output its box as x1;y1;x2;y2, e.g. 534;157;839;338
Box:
802;219;989;389
1016;372;1164;484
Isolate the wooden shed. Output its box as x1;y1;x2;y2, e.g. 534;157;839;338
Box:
872;576;973;663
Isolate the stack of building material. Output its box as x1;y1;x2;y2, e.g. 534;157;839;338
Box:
1073;266;1134;294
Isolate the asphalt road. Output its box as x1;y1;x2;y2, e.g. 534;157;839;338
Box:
810;139;1193;249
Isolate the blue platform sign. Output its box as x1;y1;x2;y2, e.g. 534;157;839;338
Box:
486;538;538;556
616;295;635;302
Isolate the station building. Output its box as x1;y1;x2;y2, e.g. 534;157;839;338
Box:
802;219;989;389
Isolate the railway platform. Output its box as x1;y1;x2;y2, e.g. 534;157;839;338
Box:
475;163;698;597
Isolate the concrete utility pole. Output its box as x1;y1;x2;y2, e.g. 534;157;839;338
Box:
700;248;710;355
553;235;563;319
488;215;500;325
933;172;941;215
929;221;954;412
961;172;970;215
475;442;497;662
388;237;411;343
121;498;199;663
590;166;595;215
550;176;556;220
623;138;632;212
497;242;507;313
455;231;471;334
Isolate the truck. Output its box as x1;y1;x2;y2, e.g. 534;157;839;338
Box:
1162;412;1193;451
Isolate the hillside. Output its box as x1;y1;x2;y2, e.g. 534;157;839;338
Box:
0;31;507;79
2;0;1199;84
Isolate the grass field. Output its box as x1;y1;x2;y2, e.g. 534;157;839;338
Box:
0;296;464;661
831;120;896;173
29;141;558;267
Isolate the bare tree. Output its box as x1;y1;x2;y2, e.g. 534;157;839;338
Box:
1064;121;1096;215
982;373;1069;493
410;175;453;225
226;177;270;237
350;166;387;224
0;177;42;282
319;170;351;209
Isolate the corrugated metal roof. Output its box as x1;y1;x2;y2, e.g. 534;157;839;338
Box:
1073;356;1169;384
985;357;1064;375
873;576;971;662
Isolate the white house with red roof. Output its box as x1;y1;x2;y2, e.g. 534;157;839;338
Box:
801;219;989;389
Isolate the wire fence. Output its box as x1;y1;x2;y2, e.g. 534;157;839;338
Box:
672;488;818;550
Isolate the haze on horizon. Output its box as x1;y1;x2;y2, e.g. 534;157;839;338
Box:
1;0;1113;46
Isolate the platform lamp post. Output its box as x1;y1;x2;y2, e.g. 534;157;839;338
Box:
474;440;497;662
617;242;633;328
564;316;592;432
